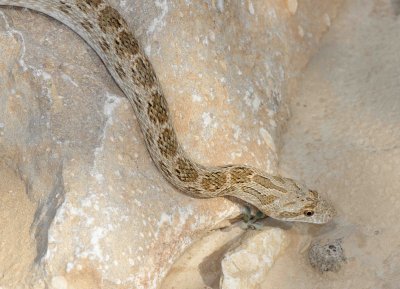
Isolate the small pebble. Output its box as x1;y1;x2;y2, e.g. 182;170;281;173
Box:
308;238;346;272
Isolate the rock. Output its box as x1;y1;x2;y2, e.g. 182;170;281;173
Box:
287;0;298;15
308;238;346;272
161;225;245;289
0;0;343;288
50;276;68;289
220;228;287;289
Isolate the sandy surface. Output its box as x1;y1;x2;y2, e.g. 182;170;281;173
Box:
265;0;400;288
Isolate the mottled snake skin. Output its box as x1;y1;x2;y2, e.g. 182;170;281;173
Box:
0;0;335;223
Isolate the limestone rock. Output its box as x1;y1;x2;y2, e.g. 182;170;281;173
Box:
220;228;287;289
160;225;245;289
0;0;343;288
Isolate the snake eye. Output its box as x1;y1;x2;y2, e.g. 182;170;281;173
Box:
304;209;314;217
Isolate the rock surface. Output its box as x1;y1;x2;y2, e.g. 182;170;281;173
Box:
0;0;342;288
266;0;400;288
308;238;346;272
219;228;287;289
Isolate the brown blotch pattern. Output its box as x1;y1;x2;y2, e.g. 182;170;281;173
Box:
185;187;204;198
230;167;254;183
278;211;303;218
242;186;261;196
303;204;316;211
175;158;199;182
218;187;235;196
81;19;94;32
97;6;126;33
131;57;156;89
273;175;285;183
262;194;278;204
201;172;227;192
284;201;296;206
115;30;140;58
242;186;278;205
115;62;126;79
157;128;178;158
147;90;168;124
59;1;73;14
99;37;110;52
253;175;287;193
76;0;102;13
309;190;319;199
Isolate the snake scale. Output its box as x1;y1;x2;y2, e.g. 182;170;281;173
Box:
0;0;335;224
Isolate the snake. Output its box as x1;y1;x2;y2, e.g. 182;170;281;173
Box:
0;0;335;224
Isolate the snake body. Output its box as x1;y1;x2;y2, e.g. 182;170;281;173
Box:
0;0;335;223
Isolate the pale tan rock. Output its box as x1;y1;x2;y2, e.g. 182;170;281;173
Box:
323;13;331;27
161;225;245;289
51;276;68;289
287;0;298;15
298;25;305;38
220;228;287;289
0;0;343;288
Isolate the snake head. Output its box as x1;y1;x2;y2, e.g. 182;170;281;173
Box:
239;171;336;224
264;180;336;224
272;197;336;224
